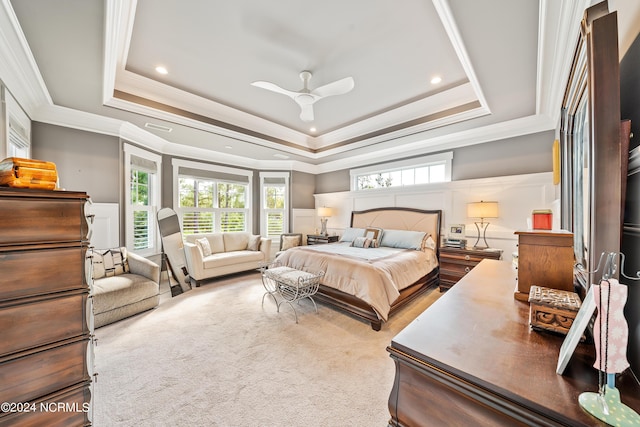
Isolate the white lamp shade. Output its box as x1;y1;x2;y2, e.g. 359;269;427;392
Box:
317;207;333;217
467;201;499;219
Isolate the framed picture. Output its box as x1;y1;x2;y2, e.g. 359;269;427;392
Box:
448;224;465;238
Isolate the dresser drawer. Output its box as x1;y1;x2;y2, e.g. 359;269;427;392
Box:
0;247;86;301
0;292;88;357
0;197;87;246
0;382;90;427
441;262;476;277
0;338;89;405
438;248;503;290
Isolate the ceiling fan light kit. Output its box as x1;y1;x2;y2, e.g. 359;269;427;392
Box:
251;70;354;122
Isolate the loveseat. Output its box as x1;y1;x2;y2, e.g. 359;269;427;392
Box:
184;232;271;286
89;247;160;328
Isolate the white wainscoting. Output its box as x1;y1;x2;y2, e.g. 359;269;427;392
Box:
312;172;559;259
86;202;120;249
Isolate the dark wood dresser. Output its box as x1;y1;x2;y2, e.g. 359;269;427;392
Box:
0;188;93;426
438;246;502;291
387;259;640;426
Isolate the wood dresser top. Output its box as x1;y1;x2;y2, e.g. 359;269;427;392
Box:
391;259;640;425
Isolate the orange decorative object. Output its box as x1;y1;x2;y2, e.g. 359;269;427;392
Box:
0;157;58;190
532;210;553;230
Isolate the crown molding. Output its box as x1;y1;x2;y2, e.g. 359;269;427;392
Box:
0;0;52;115
536;0;591;124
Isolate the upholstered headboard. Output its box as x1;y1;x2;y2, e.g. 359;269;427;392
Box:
350;208;442;252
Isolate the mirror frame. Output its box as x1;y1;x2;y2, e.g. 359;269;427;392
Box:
560;1;623;290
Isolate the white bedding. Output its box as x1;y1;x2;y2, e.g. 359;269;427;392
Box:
275;242;438;321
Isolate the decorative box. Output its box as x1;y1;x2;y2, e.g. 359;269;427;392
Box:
528;286;581;336
0;157;58;190
532;209;552;230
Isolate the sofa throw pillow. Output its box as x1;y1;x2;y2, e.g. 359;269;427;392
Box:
281;235;301;251
89;247;130;280
196;237;212;257
248;234;261;251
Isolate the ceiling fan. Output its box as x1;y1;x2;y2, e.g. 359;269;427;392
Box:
251;71;355;122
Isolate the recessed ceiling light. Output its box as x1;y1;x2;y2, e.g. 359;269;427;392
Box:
155;66;168;75
273;153;290;159
430;76;442;84
309;127;317;133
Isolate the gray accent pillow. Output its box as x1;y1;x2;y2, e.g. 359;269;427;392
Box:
380;229;426;250
340;227;366;242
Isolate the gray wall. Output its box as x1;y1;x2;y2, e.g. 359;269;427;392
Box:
452;131;554;180
291;171;315;209
314;130;555;194
620;31;640;377
32;122;120;202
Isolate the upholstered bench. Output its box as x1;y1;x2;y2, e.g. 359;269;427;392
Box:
88;247;160;328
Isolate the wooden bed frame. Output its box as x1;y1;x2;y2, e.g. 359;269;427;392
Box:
313;207;442;331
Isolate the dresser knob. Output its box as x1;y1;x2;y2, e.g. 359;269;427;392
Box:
464;267;470;273
464;255;470;261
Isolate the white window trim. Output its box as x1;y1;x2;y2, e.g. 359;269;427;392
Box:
260;171;289;237
350;152;453;191
124;143;162;256
172;158;253;232
2;86;31;159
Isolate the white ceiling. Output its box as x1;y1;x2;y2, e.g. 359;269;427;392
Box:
3;0;640;173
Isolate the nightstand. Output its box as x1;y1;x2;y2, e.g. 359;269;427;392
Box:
439;246;503;291
307;234;339;245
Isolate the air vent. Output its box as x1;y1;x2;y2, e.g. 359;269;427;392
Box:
145;123;172;132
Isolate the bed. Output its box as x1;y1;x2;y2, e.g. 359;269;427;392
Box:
275;207;441;330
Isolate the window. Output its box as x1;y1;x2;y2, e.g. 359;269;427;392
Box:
124;144;162;256
173;159;252;235
351;152;452;191
260;172;289;238
3;86;30;158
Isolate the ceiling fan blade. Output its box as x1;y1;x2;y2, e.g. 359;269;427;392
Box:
311;76;354;98
251;81;297;99
300;103;314;122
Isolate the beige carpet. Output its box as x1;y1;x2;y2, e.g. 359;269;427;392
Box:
93;271;442;426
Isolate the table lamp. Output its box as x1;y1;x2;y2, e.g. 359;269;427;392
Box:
467;201;498;249
317;207;333;236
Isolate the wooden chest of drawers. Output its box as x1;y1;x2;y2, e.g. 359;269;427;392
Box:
439;246;502;291
0;187;93;426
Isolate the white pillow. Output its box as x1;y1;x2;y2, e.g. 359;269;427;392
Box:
422;235;436;251
281;235;301;250
248;234;261;251
380;229;426;250
196;237;212;257
340;227;366;242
